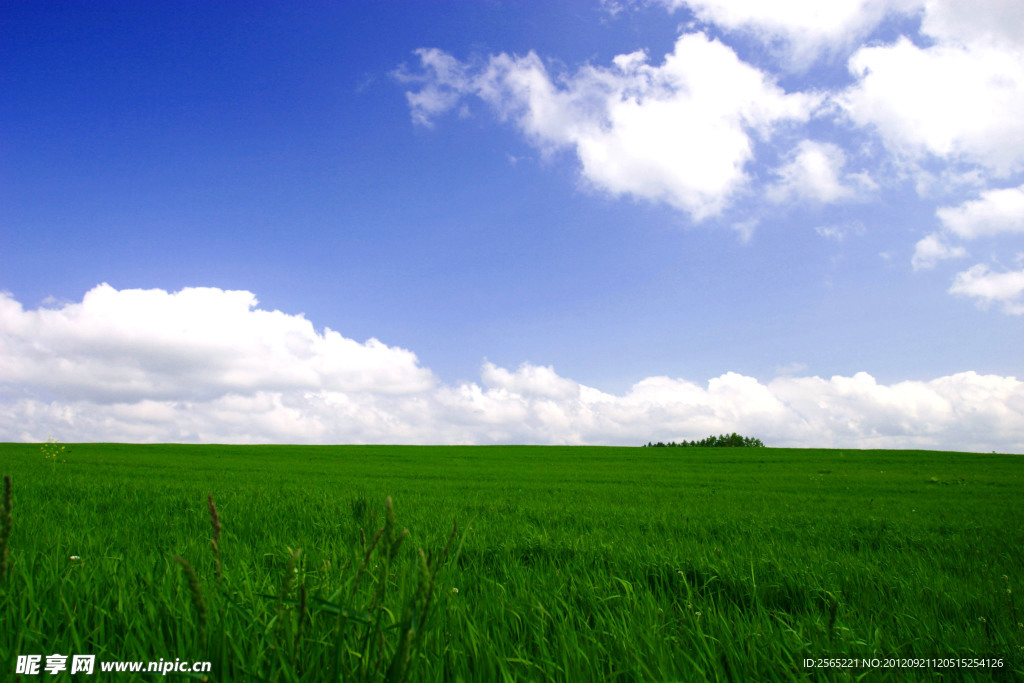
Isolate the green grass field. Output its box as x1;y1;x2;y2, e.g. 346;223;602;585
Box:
1;443;1022;681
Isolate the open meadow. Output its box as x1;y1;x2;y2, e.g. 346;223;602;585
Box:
1;443;1022;681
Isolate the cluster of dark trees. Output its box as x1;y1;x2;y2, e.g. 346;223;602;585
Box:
644;433;765;448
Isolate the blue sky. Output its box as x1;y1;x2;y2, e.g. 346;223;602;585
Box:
2;1;1022;450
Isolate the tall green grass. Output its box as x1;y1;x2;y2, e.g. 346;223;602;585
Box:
1;444;1022;681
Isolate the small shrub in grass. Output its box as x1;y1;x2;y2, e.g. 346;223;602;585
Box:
644;433;765;448
40;436;66;463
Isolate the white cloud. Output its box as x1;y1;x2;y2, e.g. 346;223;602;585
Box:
658;0;912;67
0;284;436;403
399;33;821;219
936;184;1024;239
920;0;1024;52
731;218;759;242
814;222;865;242
481;362;580;399
396;49;470;127
650;2;1024;175
839;4;1024;175
949;264;1024;314
911;233;968;270
2;287;1023;452
658;0;1023;66
922;185;1024;307
769;140;863;203
769;370;1024;449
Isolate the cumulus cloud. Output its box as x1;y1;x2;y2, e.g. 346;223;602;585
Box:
641;1;1024;177
480;362;580;399
1;286;1022;452
398;33;821;219
839;2;1024;175
949;264;1024;314
768;140;867;203
399;49;471;127
920;0;1024;52
769;371;1024;449
915;185;1024;306
0;284;436;403
657;0;911;67
911;233;968;270
937;184;1024;239
667;1;1024;173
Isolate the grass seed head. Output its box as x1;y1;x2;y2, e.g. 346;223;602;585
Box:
280;548;301;603
207;494;221;543
277;548;302;642
207;494;222;581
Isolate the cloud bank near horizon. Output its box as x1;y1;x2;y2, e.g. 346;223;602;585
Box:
1;285;1021;452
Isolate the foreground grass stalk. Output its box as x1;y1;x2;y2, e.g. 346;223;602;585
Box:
276;548;301;645
0;475;11;581
328;522;384;680
173;555;208;647
827;592;839;641
350;525;385;602
292;581;307;668
384;520;460;683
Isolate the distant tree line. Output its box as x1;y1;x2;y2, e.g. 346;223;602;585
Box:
644;433;765;448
